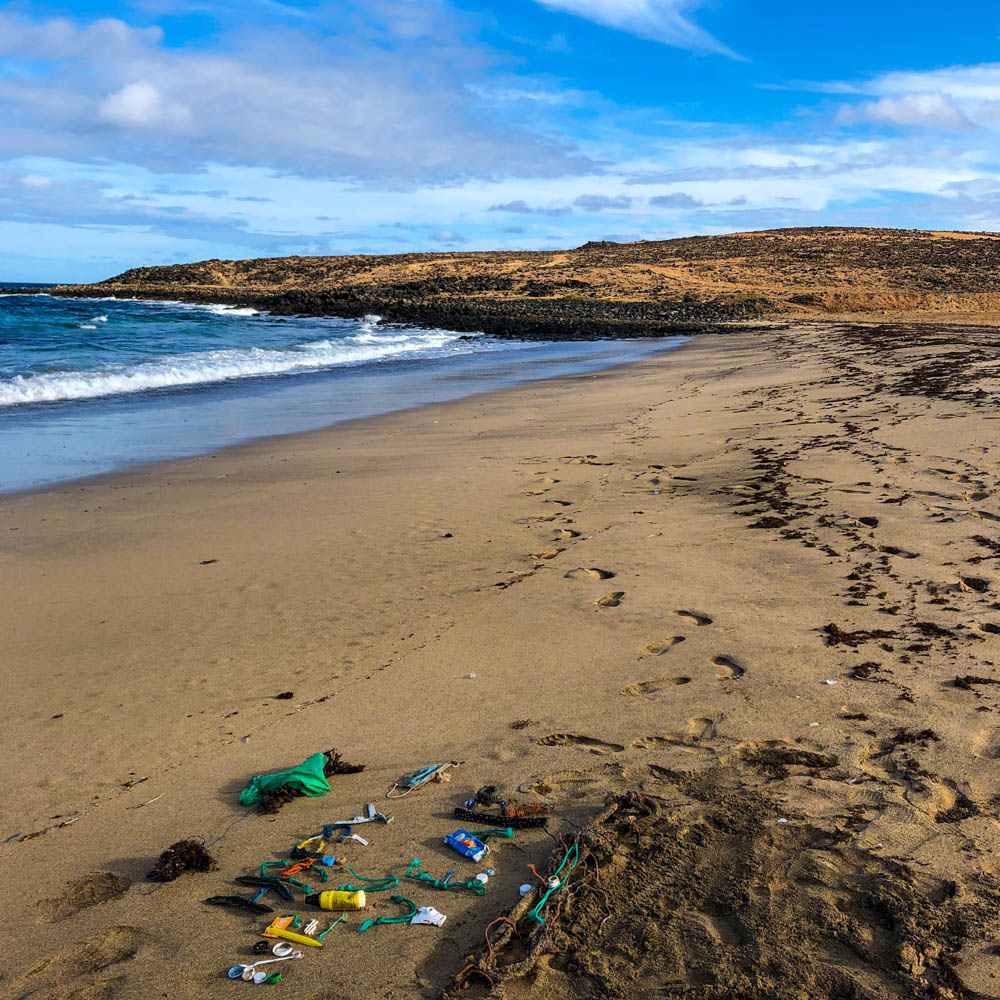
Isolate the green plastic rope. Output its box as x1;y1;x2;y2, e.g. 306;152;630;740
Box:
525;842;579;925
318;914;346;941
358;894;417;933
405;859;487;896
337;866;398;893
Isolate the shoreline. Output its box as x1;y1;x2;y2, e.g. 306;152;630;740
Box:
1;339;690;500
0;309;689;495
6;321;1000;998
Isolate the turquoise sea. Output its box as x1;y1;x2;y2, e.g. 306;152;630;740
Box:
0;289;685;493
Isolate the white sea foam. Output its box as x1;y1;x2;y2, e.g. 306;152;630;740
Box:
37;294;260;316
91;315;108;323
0;325;488;406
78;324;97;330
173;302;259;317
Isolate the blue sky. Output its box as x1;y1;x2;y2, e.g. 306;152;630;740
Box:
2;0;1000;280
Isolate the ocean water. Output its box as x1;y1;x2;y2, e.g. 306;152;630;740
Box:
0;291;685;494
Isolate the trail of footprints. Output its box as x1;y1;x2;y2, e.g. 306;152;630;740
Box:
536;715;723;755
521;462;748;722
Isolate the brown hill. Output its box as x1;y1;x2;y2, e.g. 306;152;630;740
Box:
46;227;1000;338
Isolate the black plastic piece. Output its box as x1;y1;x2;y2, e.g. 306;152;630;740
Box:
453;806;548;829
203;895;274;915
233;875;297;900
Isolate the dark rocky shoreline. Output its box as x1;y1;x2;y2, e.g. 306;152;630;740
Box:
7;284;766;340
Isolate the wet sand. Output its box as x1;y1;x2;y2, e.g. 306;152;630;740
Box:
4;322;1000;999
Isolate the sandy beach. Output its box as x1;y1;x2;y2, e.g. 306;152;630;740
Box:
5;320;1000;999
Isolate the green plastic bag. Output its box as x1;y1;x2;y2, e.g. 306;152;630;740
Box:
238;752;330;806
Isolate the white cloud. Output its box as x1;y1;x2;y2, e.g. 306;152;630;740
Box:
428;227;469;244
868;64;1000;102
832;63;1000;132
837;93;971;131
100;81;192;130
0;7;592;184
531;0;735;55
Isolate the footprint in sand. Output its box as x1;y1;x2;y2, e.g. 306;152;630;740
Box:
959;576;991;594
736;741;838;773
532;548;564;560
16;925;144;992
545;499;573;507
631;734;686;749
596;592;625;607
981;623;1000;635
537;733;625;754
642;636;685;655
973;726;1000;759
37;873;132;923
879;544;919;559
856;516;879;528
621;678;691;696
521;768;617;797
524;489;548;496
556;528;581;539
544;477;560;484
675;609;713;626
712;655;746;679
565;567;616;580
970;509;1000;522
687;716;720;739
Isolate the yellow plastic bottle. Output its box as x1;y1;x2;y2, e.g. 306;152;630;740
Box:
306;889;366;910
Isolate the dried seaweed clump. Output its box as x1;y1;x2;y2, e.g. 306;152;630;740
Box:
147;838;217;882
323;748;365;777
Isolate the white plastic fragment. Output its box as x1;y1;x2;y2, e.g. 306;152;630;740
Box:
825;679;837;685
412;906;447;926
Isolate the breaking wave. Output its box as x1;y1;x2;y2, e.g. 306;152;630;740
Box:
0;318;487;406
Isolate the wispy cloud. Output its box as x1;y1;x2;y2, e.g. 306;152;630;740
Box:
531;0;737;56
648;192;701;207
573;193;632;211
0;168;286;249
489;199;573;216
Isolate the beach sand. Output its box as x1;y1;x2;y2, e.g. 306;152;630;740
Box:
4;321;1000;999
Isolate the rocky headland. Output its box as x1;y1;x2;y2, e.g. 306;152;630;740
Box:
30;225;1000;338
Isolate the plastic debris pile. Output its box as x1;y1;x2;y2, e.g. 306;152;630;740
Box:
190;756;564;988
